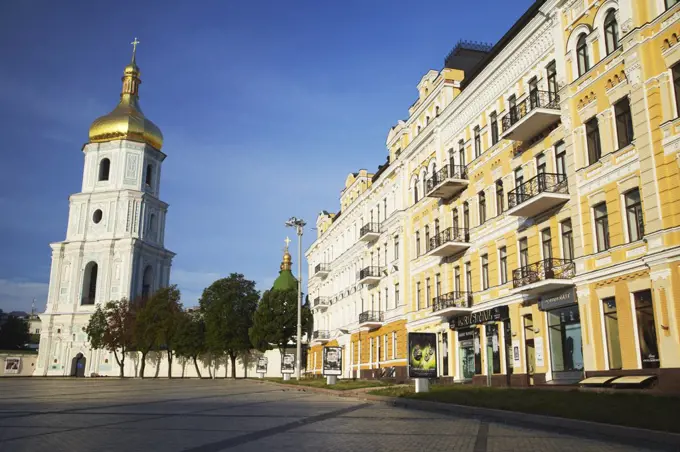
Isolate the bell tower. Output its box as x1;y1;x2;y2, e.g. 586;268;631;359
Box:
35;40;175;376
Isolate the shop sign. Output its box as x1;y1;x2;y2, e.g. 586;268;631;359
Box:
449;305;509;330
408;332;437;378
323;346;342;376
539;288;576;311
256;357;268;374
281;354;295;374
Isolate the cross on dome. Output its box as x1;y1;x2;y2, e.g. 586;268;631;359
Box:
131;37;140;61
284;237;291;250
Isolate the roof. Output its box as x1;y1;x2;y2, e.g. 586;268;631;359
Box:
272;269;298;292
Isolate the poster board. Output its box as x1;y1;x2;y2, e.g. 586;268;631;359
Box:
322;346;342;376
4;357;21;374
408;332;437;378
256;357;268;374
281;353;295;374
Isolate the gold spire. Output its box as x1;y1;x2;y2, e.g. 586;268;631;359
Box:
88;39;164;150
281;237;292;271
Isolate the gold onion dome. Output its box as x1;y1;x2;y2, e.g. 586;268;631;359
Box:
88;40;163;150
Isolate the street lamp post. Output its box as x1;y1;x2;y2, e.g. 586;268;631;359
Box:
285;216;306;380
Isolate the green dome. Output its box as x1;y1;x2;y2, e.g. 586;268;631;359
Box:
272;269;298;292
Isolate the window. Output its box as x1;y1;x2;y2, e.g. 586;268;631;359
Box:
82;262;98;305
454;266;461;293
479;191;486;224
145;164;153;186
424;225;430;250
547;305;584;372
148;213;156;239
384;198;388;217
604;10;619;55
458;139;466;167
499;247;508;284
625;188;644;242
547;60;558;102
481;254;489;290
395;284;400;305
426;278;431;308
519;238;529;269
667;0;680;10
98;158;110;181
416;282;421;310
673;64;680;117
536;153;547;192
384;244;388;266
496;180;504;215
463;202;470;231
529;77;539;108
514;167;524;200
392;332;397;359
634;290;659;368
435;273;441;299
555;141;567;177
490;111;499;145
602;297;622;370
586;117;602;165
576;34;589;77
561;219;574;261
509;95;517;122
615;97;634;148
452;209;459;233
434;219;440;237
541;228;553;260
465;263;472;292
415;232;421;256
141;265;153;299
385;288;389;310
594;202;610;251
414;182;419;204
394;236;399;260
474;126;481;158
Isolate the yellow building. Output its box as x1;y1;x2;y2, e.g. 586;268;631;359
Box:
306;0;680;392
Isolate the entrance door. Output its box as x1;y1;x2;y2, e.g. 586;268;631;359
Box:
70;353;86;378
524;315;535;386
486;340;493;386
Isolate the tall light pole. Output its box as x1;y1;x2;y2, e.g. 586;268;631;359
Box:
285;216;305;380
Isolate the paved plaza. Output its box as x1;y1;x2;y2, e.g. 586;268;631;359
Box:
0;379;671;451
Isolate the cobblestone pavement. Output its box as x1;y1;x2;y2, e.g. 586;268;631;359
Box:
0;379;670;451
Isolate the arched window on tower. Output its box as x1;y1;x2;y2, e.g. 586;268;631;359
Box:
145;164;153;186
98;158;110;181
148;213;156;240
141;265;153;299
82;262;98;305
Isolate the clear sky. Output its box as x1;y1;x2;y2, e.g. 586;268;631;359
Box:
0;0;534;313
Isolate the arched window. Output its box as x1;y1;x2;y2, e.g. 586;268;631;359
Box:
82;262;98;305
145;164;153;186
148;213;156;239
576;34;589;76
98;158;110;181
141;265;153;299
604;10;618;55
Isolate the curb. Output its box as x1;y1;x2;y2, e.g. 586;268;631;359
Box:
254;379;680;449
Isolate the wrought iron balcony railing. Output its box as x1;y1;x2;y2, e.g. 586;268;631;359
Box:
512;258;575;289
313;296;329;307
359;310;384;324
501;90;560;133
427;227;470;252
432;291;473;312
425;164;468;193
508;173;568;209
358;266;382;280
360;222;381;237
314;263;330;274
312;330;330;340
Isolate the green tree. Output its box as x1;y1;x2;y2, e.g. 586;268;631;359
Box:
174;310;206;378
0;315;30;349
85;300;135;377
200;274;259;379
249;289;313;361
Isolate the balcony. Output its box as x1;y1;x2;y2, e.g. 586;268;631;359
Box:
425;227;470;257
314;263;330;278
501;90;561;142
311;330;330;344
359;223;381;242
432;291;473;317
312;296;330;311
512;258;575;295
358;310;384;329
357;266;383;285
426;164;469;199
507;173;569;218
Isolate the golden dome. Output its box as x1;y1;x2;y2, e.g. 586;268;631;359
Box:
88;52;163;150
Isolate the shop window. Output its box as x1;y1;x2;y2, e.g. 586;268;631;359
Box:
594;202;610;252
634;290;660;369
490;111;499;145
458;329;478;379
481;254;489;290
486;324;501;374
604;10;619;55
441;332;449;376
586;117;602;165
615;97;634;149
547;305;584;372
499;247;508;284
561;219;574;261
625;188;644;242
576;34;589;77
602;297;622;370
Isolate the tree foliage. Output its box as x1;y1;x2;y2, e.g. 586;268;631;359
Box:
249;289;313;359
85;299;135;377
0;315;30;349
200;274;259;378
174;310;206;378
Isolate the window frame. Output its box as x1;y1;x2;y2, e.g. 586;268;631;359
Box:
604;10;619;55
474;126;481;158
561;219;574;261
594;202;611;252
624;188;645;242
481;254;489;290
586;117;602;165
673;63;680;119
614;97;634;149
479;191;486;224
576;34;590;77
496;180;504;215
499;247;508;284
490;111;499;145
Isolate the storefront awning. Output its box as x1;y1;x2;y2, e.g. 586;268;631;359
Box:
610;375;656;386
579;376;617;385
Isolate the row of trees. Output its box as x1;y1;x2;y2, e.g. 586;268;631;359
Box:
85;273;312;378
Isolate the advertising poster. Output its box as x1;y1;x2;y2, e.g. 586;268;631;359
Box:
512;340;521;369
4;357;21;374
323;346;342;376
534;337;545;367
408;332;437;378
281;354;295;374
256;357;268;374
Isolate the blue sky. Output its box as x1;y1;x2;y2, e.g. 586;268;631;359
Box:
0;0;533;312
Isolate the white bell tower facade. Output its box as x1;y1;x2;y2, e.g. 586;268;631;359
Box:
36;43;175;377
